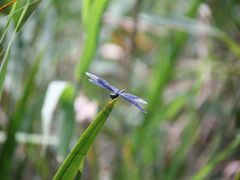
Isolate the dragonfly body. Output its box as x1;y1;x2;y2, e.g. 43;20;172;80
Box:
86;72;147;113
110;89;125;99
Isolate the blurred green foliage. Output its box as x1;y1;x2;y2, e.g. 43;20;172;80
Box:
0;0;240;179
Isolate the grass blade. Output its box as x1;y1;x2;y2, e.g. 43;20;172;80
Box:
0;51;42;179
0;2;16;44
12;0;41;32
53;98;117;180
57;85;75;161
41;81;73;155
0;0;30;99
82;0;92;28
75;0;109;81
192;135;240;180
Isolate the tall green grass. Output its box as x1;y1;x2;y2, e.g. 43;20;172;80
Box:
75;0;109;81
0;51;42;179
0;0;240;179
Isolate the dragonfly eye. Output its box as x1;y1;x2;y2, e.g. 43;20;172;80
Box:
110;93;119;99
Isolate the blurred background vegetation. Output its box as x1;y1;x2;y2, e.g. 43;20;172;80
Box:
0;0;240;179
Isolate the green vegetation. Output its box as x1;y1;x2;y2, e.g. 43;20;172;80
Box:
0;0;240;179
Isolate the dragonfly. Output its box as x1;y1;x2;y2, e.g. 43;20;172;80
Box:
0;0;17;12
86;72;147;113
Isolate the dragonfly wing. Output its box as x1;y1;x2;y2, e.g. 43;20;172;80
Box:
121;93;146;113
86;72;119;92
120;92;147;104
88;79;111;91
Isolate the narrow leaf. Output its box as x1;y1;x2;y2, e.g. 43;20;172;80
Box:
0;51;42;179
53;98;117;180
75;0;109;81
57;85;75;161
0;0;30;99
41;81;73;154
192;136;240;180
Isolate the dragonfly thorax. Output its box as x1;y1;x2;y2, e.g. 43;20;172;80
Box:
110;89;125;99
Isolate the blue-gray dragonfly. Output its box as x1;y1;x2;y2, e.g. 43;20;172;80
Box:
86;72;147;113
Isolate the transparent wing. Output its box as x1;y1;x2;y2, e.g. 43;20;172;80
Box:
88;79;112;91
86;72;119;92
120;93;147;113
120;92;147;104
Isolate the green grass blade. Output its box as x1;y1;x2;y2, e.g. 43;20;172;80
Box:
132;0;202;178
57;85;75;161
0;0;30;99
0;51;43;179
145;0;202;120
82;0;93;29
165;114;199;180
0;3;17;44
140;14;240;59
192;135;240;180
75;0;109;81
12;0;41;32
41;81;73;155
53;98;117;180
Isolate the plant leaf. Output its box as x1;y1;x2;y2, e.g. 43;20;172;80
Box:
0;51;42;179
192;135;240;180
41;81;73;155
75;0;109;81
0;0;30;99
57;85;75;161
53;98;117;180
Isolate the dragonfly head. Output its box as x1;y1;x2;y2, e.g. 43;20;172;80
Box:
110;92;119;99
110;89;125;99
